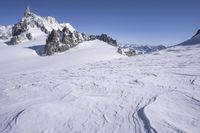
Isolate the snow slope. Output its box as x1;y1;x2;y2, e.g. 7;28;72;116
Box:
0;39;124;75
0;41;200;133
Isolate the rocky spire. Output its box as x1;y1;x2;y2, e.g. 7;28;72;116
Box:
24;6;31;17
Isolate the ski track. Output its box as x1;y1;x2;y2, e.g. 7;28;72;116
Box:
0;45;200;133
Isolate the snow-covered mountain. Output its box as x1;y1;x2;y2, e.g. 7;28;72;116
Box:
178;29;200;45
0;6;118;56
3;6;83;45
0;7;75;41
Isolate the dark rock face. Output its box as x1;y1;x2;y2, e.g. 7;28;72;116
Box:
193;29;200;37
98;34;117;46
90;34;117;46
44;24;99;55
125;50;136;56
40;26;49;34
45;30;60;55
46;30;59;44
11;16;29;37
10;21;29;45
61;27;74;46
44;29;119;55
100;34;117;46
44;28;87;55
12;23;26;36
117;47;123;55
26;33;32;40
89;35;96;40
117;47;136;56
81;33;90;41
10;36;22;45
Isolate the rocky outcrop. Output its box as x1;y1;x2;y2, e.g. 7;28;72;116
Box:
117;47;136;56
9;21;28;45
44;27;90;55
90;34;117;46
97;34;117;46
44;29;119;55
60;27;75;46
44;30;60;55
10;36;22;45
26;33;32;40
12;22;27;36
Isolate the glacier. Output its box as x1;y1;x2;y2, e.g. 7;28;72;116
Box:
0;38;199;132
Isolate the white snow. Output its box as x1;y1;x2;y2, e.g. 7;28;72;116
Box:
0;39;124;75
27;27;46;38
34;14;75;32
22;13;76;33
0;39;200;133
0;25;12;40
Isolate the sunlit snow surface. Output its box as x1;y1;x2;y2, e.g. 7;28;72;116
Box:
0;39;199;133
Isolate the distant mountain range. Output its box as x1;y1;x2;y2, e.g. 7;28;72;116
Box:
118;29;200;56
118;43;166;56
0;6;199;57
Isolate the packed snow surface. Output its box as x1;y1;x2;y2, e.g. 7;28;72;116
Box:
0;39;123;75
0;40;200;133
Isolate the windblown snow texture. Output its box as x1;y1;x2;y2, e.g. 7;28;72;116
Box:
0;37;199;133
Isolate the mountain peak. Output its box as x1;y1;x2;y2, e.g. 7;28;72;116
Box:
24;6;31;17
0;6;119;54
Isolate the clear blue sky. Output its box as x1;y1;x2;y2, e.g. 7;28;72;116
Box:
0;0;200;45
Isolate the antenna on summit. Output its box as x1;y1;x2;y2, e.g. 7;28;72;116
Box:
24;5;31;17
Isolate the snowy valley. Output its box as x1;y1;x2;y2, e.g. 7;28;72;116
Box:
0;6;200;133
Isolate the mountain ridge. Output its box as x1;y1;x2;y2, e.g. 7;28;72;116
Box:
178;29;200;46
0;6;119;55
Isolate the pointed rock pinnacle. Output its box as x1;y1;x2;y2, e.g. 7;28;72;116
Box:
24;6;31;17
